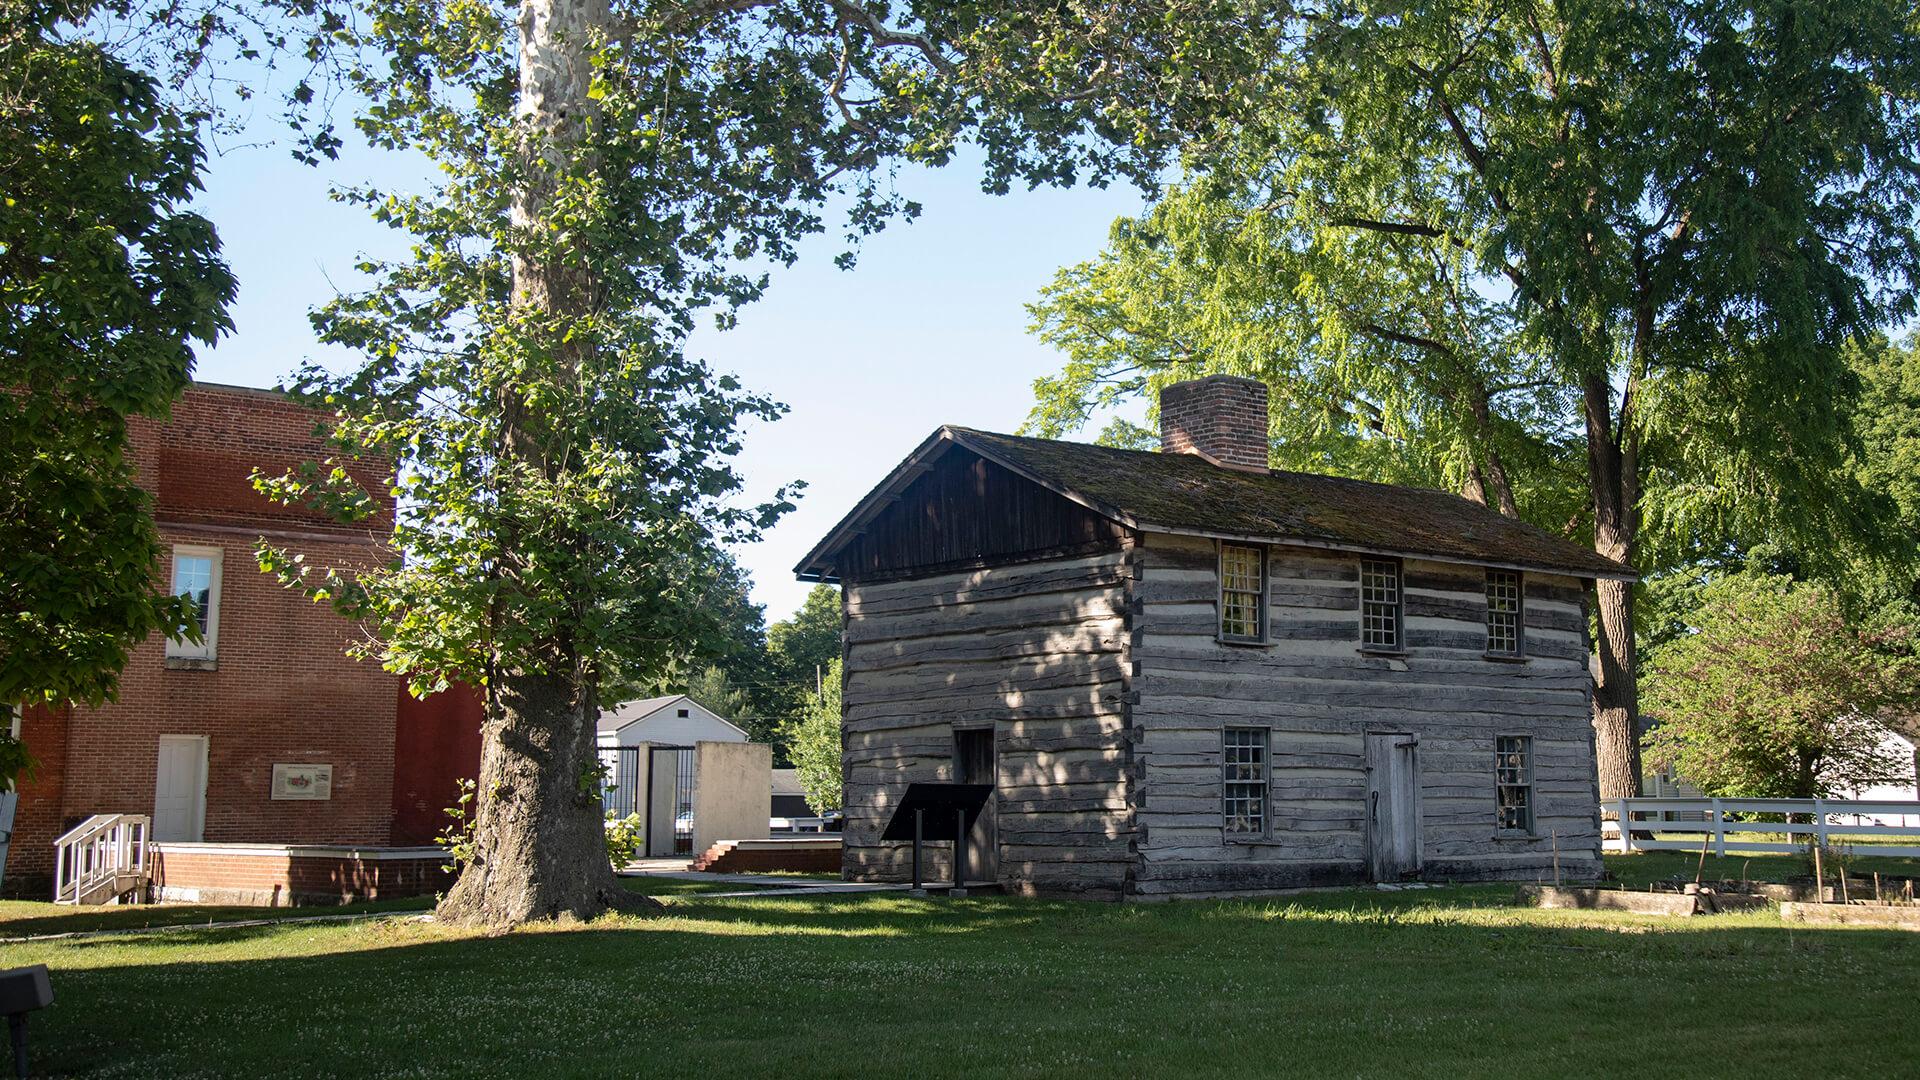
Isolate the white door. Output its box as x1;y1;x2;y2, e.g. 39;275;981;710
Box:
154;736;208;842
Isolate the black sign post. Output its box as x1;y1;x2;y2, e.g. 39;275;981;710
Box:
881;783;993;898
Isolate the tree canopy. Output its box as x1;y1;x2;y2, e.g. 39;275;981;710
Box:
1027;0;1920;797
1643;573;1920;799
1;1;233;732
783;656;843;816
246;0;1279;924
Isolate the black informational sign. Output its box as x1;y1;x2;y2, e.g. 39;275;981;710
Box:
880;783;993;842
880;783;994;895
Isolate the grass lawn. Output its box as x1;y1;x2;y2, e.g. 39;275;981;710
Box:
1;866;1916;1078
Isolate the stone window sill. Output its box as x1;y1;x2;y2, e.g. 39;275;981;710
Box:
164;656;219;672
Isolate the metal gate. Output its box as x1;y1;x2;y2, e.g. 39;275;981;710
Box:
599;746;644;819
596;745;696;856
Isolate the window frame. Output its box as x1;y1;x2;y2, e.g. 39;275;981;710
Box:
1216;542;1268;645
1358;557;1404;653
1495;734;1535;836
165;544;223;662
1484;569;1525;659
1221;726;1271;839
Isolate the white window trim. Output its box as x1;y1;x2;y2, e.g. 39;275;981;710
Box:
1222;726;1271;838
1359;557;1404;653
1217;542;1269;645
1485;569;1526;659
1495;733;1536;836
165;545;224;661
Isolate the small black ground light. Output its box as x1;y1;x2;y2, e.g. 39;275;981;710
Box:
0;965;52;1078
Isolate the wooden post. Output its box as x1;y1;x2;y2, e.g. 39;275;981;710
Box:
949;807;968;898
1617;797;1632;853
1710;797;1725;858
910;807;925;897
1814;798;1829;850
1813;842;1826;904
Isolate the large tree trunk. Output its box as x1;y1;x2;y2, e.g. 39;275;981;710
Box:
436;0;660;925
1584;375;1642;801
439;672;653;923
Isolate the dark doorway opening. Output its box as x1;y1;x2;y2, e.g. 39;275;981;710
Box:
952;728;998;882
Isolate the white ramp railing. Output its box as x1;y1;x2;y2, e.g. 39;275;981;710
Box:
1605;797;1920;858
53;814;152;905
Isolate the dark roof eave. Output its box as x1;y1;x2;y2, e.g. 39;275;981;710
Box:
792;427;960;581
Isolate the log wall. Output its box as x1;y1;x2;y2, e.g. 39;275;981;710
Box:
839;550;1136;898
1130;532;1603;896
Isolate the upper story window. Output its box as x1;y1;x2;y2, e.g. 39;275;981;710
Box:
166;545;222;661
1218;543;1266;643
1359;558;1402;651
1496;735;1534;833
1485;570;1524;657
1223;727;1269;836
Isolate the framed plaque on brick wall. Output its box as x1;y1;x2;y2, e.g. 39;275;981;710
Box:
270;763;334;800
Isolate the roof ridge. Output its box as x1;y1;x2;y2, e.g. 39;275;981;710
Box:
951;426;1490;505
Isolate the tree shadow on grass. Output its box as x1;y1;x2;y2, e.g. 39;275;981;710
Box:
15;890;1920;1079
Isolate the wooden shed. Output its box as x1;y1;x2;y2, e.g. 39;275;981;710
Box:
797;375;1633;899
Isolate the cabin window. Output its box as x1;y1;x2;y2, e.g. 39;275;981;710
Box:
1496;735;1534;833
1359;558;1402;651
1485;570;1523;656
165;545;222;661
1223;728;1269;835
1218;543;1266;643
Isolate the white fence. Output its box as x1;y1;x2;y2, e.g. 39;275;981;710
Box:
1604;797;1920;858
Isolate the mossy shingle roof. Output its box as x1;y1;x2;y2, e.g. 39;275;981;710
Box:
798;427;1634;581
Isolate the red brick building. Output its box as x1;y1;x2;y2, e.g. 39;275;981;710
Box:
9;383;480;902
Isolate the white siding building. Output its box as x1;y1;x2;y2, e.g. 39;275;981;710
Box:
596;695;749;748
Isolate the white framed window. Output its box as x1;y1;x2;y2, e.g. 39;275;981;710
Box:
1218;543;1266;643
165;545;223;661
1223;727;1269;836
1485;570;1524;657
1496;735;1534;834
1359;558;1402;651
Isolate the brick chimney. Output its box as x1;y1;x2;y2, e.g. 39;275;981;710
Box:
1159;375;1271;471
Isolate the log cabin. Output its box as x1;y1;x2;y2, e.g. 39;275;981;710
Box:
796;375;1634;899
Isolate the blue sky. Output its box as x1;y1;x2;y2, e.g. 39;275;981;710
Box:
191;132;1154;622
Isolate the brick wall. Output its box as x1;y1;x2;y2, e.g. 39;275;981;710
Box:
11;383;410;882
151;844;449;906
8;704;72;881
1159;375;1272;471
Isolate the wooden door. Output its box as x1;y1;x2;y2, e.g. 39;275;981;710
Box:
1365;733;1421;881
153;735;208;842
953;728;998;882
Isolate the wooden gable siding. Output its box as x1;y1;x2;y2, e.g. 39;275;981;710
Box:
830;446;1129;584
1129;532;1601;896
839;551;1136;898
